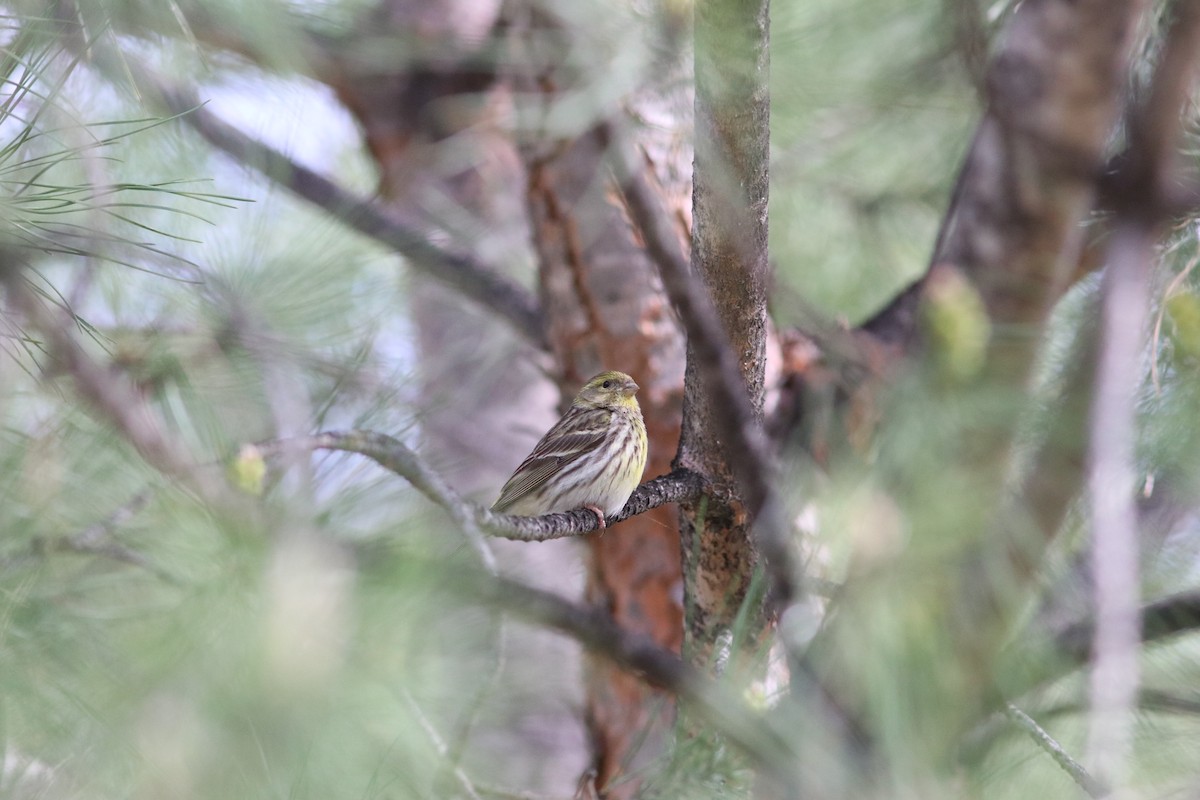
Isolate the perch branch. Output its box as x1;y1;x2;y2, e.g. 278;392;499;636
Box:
255;431;705;541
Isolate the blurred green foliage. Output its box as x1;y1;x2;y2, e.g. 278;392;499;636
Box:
771;0;976;323
3;1;1200;799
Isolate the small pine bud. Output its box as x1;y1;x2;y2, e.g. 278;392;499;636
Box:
228;444;267;495
1166;291;1200;363
922;264;991;382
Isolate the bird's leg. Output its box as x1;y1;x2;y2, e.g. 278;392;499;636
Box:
583;504;607;531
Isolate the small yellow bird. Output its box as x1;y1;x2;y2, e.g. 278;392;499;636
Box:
492;371;648;529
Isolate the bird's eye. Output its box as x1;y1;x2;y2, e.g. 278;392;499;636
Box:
601;379;612;389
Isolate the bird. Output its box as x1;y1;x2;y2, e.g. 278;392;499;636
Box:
492;370;647;529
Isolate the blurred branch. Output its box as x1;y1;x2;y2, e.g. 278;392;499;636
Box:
975;593;1200;767
2;266;222;501
165;96;547;347
599;120;800;608
470;570;798;777
400;688;485;800
991;591;1200;721
1082;3;1200;785
256;431;705;541
988;691;1200;734
1055;589;1200;666
445;610;509;786
993;8;1200;769
2;489;175;582
59;17;547;349
1136;690;1200;716
805;0;1159;767
42;489;156;566
862;0;1147;358
1085;226;1151;787
1003;703;1107;799
969;691;1200;789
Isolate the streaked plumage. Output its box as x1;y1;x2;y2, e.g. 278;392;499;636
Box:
492;371;647;528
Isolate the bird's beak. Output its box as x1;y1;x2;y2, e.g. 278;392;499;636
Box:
628;380;639;394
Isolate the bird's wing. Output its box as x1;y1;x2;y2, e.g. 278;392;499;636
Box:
492;411;609;511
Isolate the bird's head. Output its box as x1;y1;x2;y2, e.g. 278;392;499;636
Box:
574;370;640;410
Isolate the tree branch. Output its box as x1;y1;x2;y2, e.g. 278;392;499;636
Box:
1084;228;1150;788
992;590;1200;716
400;688;485;800
464;569;798;777
170;98;546;347
1;264;223;502
256;430;704;541
1080;4;1200;784
863;0;1149;359
44;489;155;566
63;16;547;349
1056;589;1200;666
2;489;176;583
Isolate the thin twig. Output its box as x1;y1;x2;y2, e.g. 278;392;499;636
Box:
169;97;547;348
3;489;175;583
1018;690;1200;722
43;489;163;570
860;125;980;347
1004;703;1108;799
400;688;485;800
446;610;508;779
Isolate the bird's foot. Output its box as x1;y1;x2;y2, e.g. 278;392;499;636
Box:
583;504;607;531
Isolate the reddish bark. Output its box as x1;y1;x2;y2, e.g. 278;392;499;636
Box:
523;122;687;796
